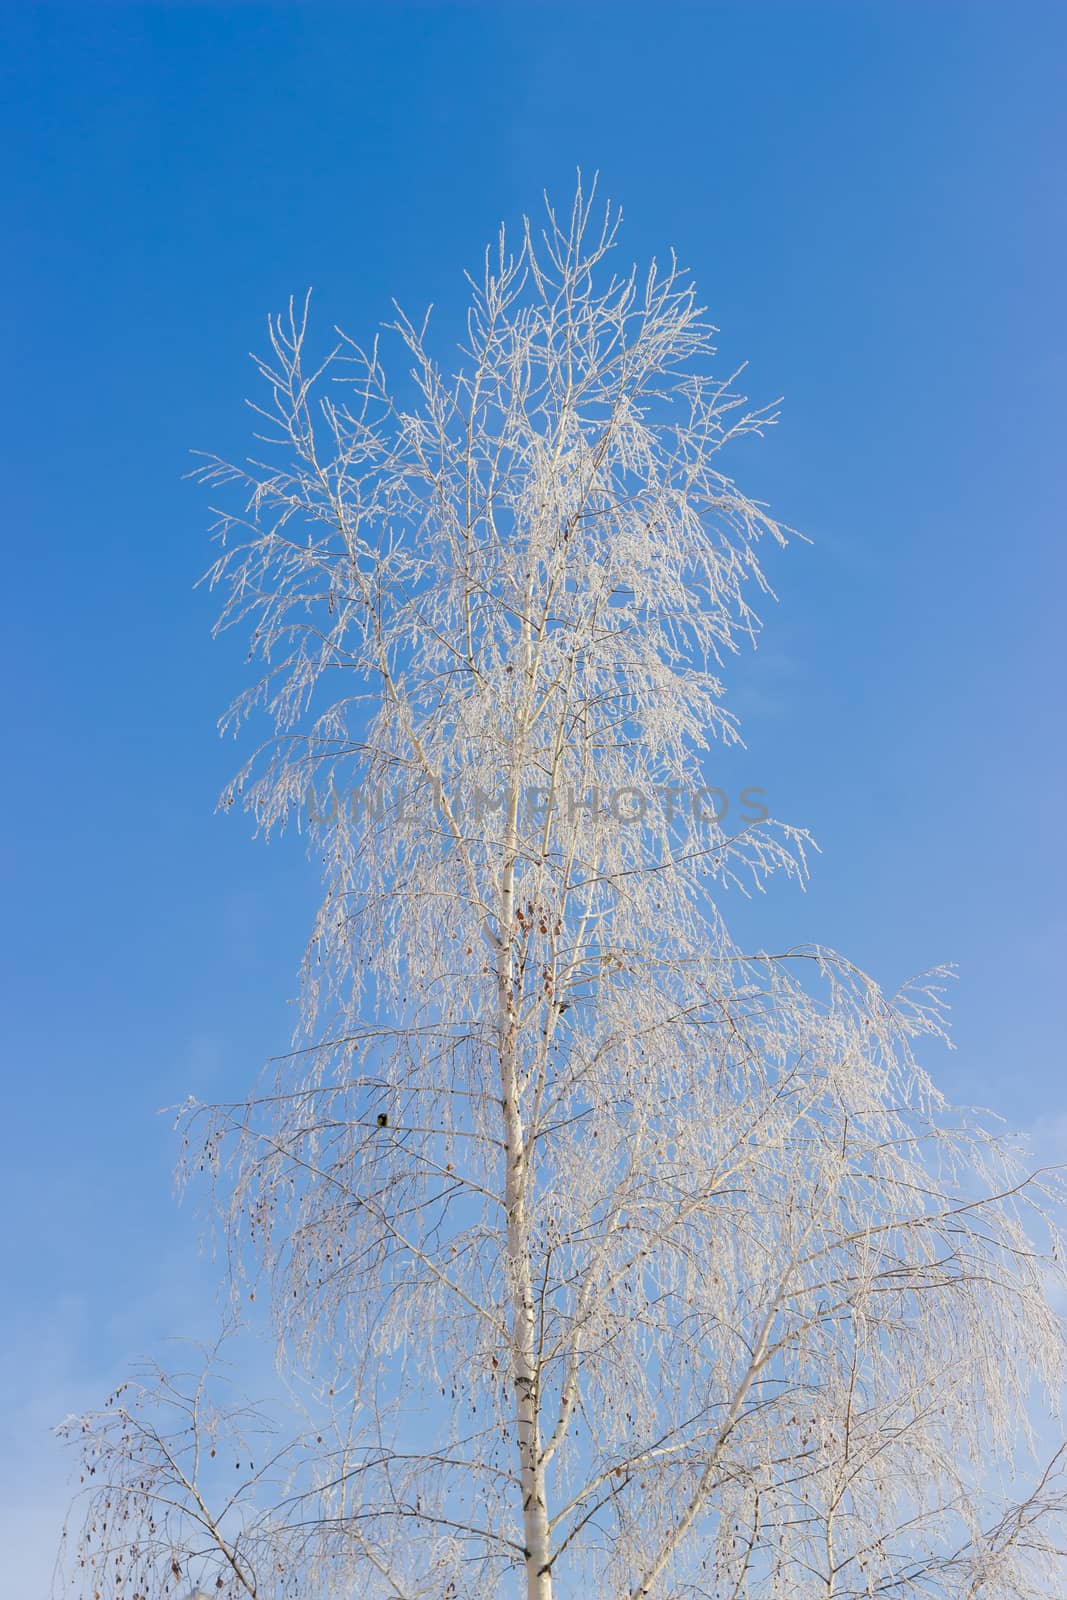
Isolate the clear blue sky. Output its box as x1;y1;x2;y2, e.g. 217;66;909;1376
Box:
2;4;1065;1589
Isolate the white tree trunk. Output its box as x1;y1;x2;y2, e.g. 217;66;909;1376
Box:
500;770;554;1600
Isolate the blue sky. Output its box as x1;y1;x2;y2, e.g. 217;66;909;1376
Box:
2;3;1065;1589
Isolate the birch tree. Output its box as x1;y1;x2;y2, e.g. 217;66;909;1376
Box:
60;183;1066;1600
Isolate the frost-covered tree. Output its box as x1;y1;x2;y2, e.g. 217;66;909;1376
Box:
60;183;1066;1600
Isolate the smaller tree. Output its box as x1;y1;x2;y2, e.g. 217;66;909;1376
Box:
56;1341;301;1599
59;182;1066;1600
